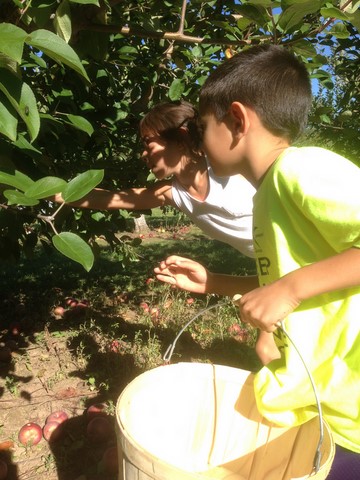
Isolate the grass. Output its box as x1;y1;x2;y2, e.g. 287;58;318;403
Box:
0;222;260;479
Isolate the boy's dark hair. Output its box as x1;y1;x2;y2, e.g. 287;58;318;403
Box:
199;45;312;142
140;100;202;154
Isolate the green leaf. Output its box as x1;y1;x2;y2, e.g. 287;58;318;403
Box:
292;40;317;58
62;170;104;203
279;1;323;31
54;0;72;43
65;114;94;135
0;170;34;191
69;0;100;5
26;29;90;82
0;68;40;142
25;177;68;199
0;95;18;141
14;134;42;157
328;22;351;39
52;232;94;271
0;24;27;64
169;79;185;101
3;189;39;206
320;7;349;21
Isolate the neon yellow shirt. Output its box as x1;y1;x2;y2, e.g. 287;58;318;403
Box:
252;146;360;452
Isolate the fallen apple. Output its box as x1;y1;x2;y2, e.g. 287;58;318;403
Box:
86;416;114;443
43;421;64;443
228;323;249;343
86;403;108;420
53;306;65;317
18;422;42;446
8;321;21;336
139;302;149;313
100;446;119;475
0;459;8;480
186;297;194;305
46;410;68;425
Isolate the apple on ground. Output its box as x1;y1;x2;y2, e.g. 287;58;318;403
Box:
86;416;114;443
86;403;108;420
100;446;119;475
186;297;194;305
46;410;68;425
150;307;160;326
228;323;249;342
18;422;42;446
65;297;79;308
43;421;64;443
8;321;21;336
53;306;65;317
139;302;149;313
0;459;8;480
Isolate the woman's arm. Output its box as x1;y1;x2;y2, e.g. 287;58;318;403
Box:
53;180;174;210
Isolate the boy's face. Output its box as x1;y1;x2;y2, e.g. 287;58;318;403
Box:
200;112;241;177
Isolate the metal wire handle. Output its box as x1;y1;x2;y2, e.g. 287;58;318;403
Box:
163;297;324;474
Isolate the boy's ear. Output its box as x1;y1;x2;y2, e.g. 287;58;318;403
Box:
229;102;249;136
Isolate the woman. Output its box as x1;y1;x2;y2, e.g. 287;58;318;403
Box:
54;101;255;257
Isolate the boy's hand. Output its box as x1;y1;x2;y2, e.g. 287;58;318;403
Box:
154;256;209;294
234;281;300;332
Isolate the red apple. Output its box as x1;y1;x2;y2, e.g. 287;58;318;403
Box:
8;321;21;336
46;410;68;425
110;340;120;352
65;297;79;308
228;323;249;342
139;302;149;313
86;417;114;443
0;459;8;480
150;307;160;326
186;297;194;305
228;323;243;335
86;403;108;420
18;422;42;446
100;446;119;475
53;306;65;317
43;421;64;443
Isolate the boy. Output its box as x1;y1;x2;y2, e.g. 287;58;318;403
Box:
154;45;360;478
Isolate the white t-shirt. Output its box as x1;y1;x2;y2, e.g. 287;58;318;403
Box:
172;161;255;257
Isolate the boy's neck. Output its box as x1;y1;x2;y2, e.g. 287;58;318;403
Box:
240;110;290;188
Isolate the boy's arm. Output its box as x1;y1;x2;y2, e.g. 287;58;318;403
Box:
52;181;174;210
237;247;360;332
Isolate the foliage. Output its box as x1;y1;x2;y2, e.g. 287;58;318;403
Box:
0;0;359;268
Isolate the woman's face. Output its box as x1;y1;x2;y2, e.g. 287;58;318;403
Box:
141;131;183;180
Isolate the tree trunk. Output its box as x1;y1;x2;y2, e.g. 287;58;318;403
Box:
133;214;150;234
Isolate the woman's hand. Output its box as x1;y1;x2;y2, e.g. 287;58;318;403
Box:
154;256;209;294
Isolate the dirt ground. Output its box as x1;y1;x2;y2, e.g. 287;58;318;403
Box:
0;324;120;480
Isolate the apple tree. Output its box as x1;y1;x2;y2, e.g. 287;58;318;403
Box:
0;0;359;270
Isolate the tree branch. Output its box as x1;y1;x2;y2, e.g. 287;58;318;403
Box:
79;24;251;47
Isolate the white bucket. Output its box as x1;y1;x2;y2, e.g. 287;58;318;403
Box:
115;362;334;480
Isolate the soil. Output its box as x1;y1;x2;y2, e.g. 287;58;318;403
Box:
0;325;120;480
0;229;260;480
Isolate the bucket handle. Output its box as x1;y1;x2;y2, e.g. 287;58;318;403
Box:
162;298;323;475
